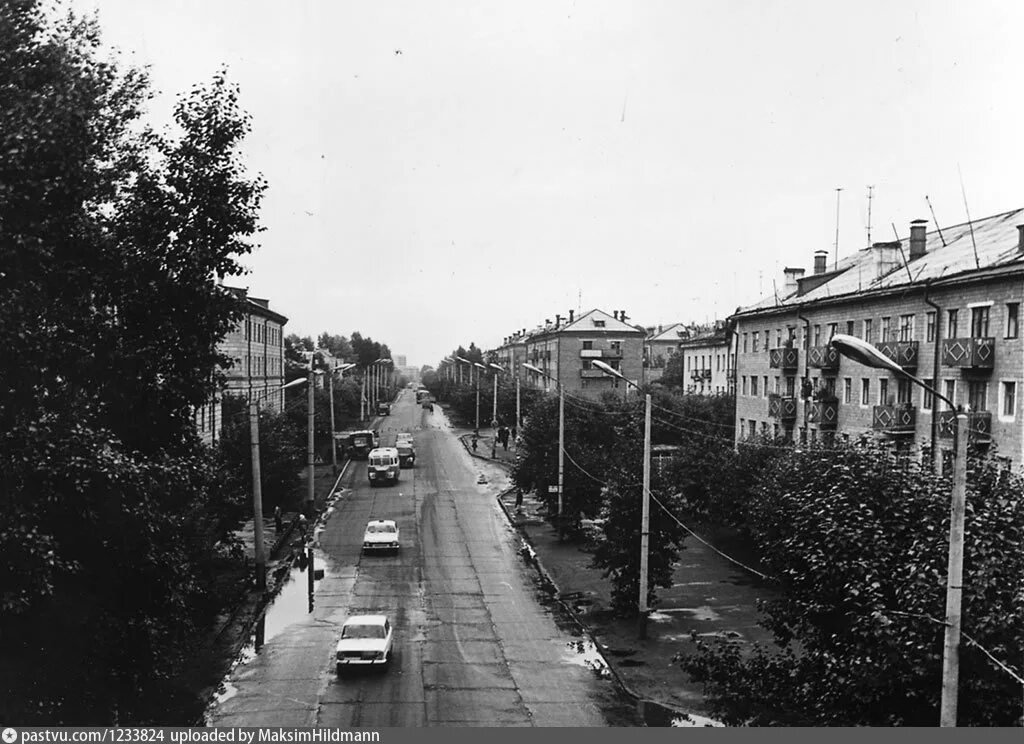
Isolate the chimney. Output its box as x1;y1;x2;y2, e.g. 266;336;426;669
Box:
909;219;928;260
813;250;828;275
619;310;626;322
555;314;561;328
658;324;663;333
612;311;619;320
1017;225;1024;253
782;267;805;296
872;241;900;278
568;309;574;323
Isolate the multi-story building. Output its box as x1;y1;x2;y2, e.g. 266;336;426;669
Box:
731;209;1023;468
677;321;735;396
522;309;645;399
194;287;288;447
490;330;529;382
643;323;690;381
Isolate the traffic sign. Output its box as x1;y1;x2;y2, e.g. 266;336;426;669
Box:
547;485;561;493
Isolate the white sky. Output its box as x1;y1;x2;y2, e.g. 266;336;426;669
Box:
71;0;1024;368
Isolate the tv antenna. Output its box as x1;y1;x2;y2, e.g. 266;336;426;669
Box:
866;185;874;246
925;195;948;247
957;165;981;269
833;187;843;269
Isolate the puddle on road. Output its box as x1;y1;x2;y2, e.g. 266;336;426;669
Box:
649;605;722;622
563;639;613;679
639;700;724;727
205;546;334;720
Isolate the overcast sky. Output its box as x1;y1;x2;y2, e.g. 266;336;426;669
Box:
72;0;1024;368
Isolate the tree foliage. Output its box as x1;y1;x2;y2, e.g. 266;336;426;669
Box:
680;444;1024;726
0;1;264;723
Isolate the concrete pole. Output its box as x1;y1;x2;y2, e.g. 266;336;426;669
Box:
492;372;498;426
305;357;314;517
475;367;480;432
329;370;337;475
360;372;366;422
516;375;521;434
939;411;969;726
249;401;266;593
638;392;652;639
557;383;564;518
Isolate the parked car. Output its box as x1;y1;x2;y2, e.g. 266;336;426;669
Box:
362;519;399;553
367;447;400;486
376;401;391;416
397;441;415;468
335;615;393;673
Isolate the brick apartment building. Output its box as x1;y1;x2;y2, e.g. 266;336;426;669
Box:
193;287;288;447
676;321;735;396
731;208;1023;468
520;309;645;399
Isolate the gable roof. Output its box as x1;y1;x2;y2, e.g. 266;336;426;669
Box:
736;207;1024;316
560;308;644;334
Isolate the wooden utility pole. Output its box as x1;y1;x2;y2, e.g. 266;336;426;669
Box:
638;393;651;639
249;401;266;593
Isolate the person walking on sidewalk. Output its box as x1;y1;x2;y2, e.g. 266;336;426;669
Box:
514;488;523;510
471;431;479;452
273;505;283;533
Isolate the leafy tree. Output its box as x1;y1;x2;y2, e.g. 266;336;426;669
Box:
679;444;1024;726
0;2;264;723
317;332;352;360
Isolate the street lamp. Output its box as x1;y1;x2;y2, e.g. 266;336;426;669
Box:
830;333;967;727
488;363;503;427
473;362;487;432
327;363;356;474
591;359;652;639
523;363;565;523
455;355;472;386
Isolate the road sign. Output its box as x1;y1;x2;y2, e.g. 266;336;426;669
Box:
547;485;561;493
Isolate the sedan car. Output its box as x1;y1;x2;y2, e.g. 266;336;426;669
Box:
335;615;393;673
362;519;399;554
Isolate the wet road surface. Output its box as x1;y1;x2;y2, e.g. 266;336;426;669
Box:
206;389;639;726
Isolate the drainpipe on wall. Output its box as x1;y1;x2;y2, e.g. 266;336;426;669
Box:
924;281;942;473
797;306;811;445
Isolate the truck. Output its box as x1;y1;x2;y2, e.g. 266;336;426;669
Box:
347;429;379;459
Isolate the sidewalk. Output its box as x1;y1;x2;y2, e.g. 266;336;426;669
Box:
460;427;778;723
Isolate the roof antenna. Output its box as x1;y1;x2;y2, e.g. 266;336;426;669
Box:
833;187;843;269
957;164;981;269
924;195;947;247
866;185;874;246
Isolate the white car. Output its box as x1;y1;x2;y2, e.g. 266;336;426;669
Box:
335;615;393;672
362;519;399;553
395;432;413;444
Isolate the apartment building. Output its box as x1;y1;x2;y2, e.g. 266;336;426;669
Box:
194;287;288;447
522;309;645;399
731;209;1023;468
643;323;693;381
490;331;529;383
677;321;735;396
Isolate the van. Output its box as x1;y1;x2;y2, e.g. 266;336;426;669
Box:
397;441;415;468
367;447;400;486
349;430;379;459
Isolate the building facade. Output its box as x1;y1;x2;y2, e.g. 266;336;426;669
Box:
521;309;645;399
677;322;735;396
731;211;1023;468
194;287;288;447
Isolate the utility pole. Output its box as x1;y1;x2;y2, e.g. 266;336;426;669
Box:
940;412;968;726
867;185;874;246
557;382;564;519
492;371;498;426
834;187;843;270
638;392;651;639
515;375;521;436
249;401;266;593
475;366;481;432
305;353;315;518
328;368;337;475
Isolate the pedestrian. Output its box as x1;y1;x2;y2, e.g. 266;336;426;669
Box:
274;505;283;532
298;513;308;540
511;425;517;443
471;432;478;452
499;426;509;451
515;488;523;509
491;440;497;459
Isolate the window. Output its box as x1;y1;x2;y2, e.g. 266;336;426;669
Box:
743;334;748;353
926;312;936;342
742;376;748;395
776;329;782;348
610;340;622;354
881;316;892;342
944;380;956;411
775;376;781;394
846;320;855;336
880;378;889;405
899;314;914;342
896;379;912;404
861;378;870;405
828;323;838;340
750;376;759;396
843;378;852;404
749;420;757;438
593;320;605;327
582;340;593;350
763;376;768;397
752;332;760;352
787;326;796;343
947;309;959;338
1002;381;1017;417
923;379;934;410
863;319;873;342
813;325;820;346
970;306;990;338
739;418;745;437
1007;303;1020;339
786;376;795;397
968;381;987;412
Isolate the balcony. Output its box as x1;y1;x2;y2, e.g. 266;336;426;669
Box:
769;347;800;370
602;348;623;359
690;369;712;382
580;349;602;358
807;345;839;372
877;340;920;370
768;394;797;422
942;337;995;370
807;399;839;428
937;411;992;444
580;369;608;379
725;369;736;381
872;404;916;435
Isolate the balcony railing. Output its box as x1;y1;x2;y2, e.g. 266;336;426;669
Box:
725;369;736;381
877;340;920;369
580;349;602;358
872;404;916;435
580;369;608;378
937;410;993;443
807;399;839;428
942;337;995;369
769;347;800;370
768;394;797;422
807;345;839;371
690;369;712;381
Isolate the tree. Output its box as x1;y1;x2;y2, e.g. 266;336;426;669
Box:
0;2;265;723
679;445;1024;726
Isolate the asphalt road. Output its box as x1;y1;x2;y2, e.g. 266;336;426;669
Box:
207;388;637;727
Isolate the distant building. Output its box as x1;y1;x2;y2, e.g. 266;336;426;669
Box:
643;322;711;382
677;321;735;396
521;309;645;400
393;354;407;367
194;287;288;447
731;209;1023;468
